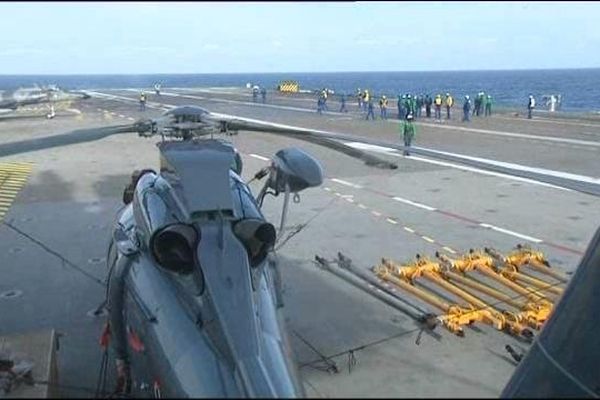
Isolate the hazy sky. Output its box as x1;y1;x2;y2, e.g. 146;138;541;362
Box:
1;1;599;74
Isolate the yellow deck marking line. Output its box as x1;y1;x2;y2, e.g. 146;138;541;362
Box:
3;167;33;171
1;179;28;184
0;161;33;166
1;182;25;187
0;173;31;178
3;179;28;184
1;186;24;192
0;167;33;173
323;185;464;255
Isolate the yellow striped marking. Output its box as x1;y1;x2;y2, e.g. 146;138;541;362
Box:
403;227;415;233
386;218;398;224
0;190;20;196
0;162;34;220
1;185;25;190
3;170;31;174
4;177;29;182
421;236;435;243
443;246;457;254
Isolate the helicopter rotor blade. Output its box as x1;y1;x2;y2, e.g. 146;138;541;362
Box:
0;123;143;158
218;117;398;169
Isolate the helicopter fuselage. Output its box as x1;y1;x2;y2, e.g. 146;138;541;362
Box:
106;139;305;397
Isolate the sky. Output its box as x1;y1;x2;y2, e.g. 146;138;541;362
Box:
0;1;599;74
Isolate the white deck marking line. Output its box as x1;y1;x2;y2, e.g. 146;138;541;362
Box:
118;114;126;118
127;117;135;121
358;203;367;209
405;120;600;147
343;141;589;190
84;91;175;111
249;154;270;161
407;155;572;191
372;211;382;217
323;187;332;192
415;147;600;185
443;246;457;254
479;223;543;243
386;218;398;224
494;114;600;129
330;178;363;189
342;142;573;191
421;236;435;243
403;227;415;233
346;198;354;203
161;91;350;116
392;196;437;211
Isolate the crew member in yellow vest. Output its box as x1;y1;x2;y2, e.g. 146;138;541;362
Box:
379;95;388;119
363;90;370;111
434;94;443;121
139;92;147;111
445;93;454;120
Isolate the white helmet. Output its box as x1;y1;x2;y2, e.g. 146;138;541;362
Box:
465;95;470;99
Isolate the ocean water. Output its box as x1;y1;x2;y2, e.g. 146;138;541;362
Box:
0;69;598;112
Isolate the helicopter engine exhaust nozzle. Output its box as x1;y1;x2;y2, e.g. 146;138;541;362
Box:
233;219;277;267
150;224;199;274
